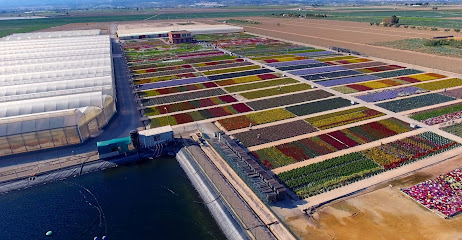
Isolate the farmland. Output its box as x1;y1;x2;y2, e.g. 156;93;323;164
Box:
122;31;462;207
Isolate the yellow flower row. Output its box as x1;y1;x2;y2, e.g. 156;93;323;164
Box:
246;108;295;124
414;78;462;91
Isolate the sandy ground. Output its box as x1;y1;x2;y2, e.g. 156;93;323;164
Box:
272;154;462;240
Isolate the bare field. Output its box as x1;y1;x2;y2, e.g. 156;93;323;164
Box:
273;154;462;240
204;16;462;74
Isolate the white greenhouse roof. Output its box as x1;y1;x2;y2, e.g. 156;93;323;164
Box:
117;22;243;38
0;30;114;137
1;29;102;41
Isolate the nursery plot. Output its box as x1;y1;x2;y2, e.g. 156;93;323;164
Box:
141;88;226;106
410;103;462;125
233;120;318;147
240;83;312;100
356;86;428;103
247;90;333;110
377;93;456;113
286;98;352;116
305;107;385;130
224;78;298;93
218;108;295;131
305;70;362;81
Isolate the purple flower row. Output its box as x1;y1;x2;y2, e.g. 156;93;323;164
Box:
266;59;320;67
288;65;346;76
138;76;210;91
317;75;379;87
356;86;427;102
294;51;335;57
342;61;385;69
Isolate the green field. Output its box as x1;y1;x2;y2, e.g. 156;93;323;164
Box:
372;38;462;58
0;11;289;38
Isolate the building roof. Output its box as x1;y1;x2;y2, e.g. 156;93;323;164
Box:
117;22;243;38
0;30;114;137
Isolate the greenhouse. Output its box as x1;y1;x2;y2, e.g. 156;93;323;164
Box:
0;30;115;156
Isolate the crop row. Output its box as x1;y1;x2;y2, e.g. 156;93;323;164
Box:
305;107;385;130
304;70;362;81
315;55;357;62
356;86;428;102
252;118;412;169
441;87;462;99
134;72;201;85
193;58;244;67
326;58;372;65
207;68;273;81
410;103;462;125
144;95;238;116
330;61;384;69
215;73;280;86
232;120;319;147
362;132;458;169
133;64;192;74
377;93;456;113
332;73;446;93
150;103;253;128
247;90;334;111
267;59;319;68
218;108;295;131
195;60;252;72
277;62;330;72
357;64;405;73
202;65;261;76
414;78;462;91
317;75;379;87
289;66;346;76
295;51;336;57
286;97;352;116
138;81;218;98
240;83;312;100
141;88;226;106
262;56;307;63
277;152;381;199
442;122;462;137
372;68;423;79
224;78;298;93
134;68;196;80
276;132;457;199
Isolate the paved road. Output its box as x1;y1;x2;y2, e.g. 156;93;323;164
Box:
0;39;142;168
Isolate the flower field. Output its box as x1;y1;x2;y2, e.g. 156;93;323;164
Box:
276;152;382;199
267;59;319;68
252;118;412;169
357;64;405;73
441;87;462;99
414;78;462;91
277;62;330;71
141;88;227;106
150;103;253;128
442;122;462;137
305;107;385;129
240;83;312;100
134;72;202;85
356;86;428;102
138;81;218;97
332;73;446;93
372;69;423;79
214;73;280;86
202;65;261;76
261;56;308;63
317;75;380;87
376;93;456;113
288;66;346;76
403;168;462;218
316;56;357;62
144;95;238;116
410;103;462;125
275;131;458;199
232;120;318;147
195;60;253;72
207;68;273;81
362;132;459;169
133;64;193;75
193;58;244;68
224;78;298;93
218;108;295;131
247;90;334;111
340;61;385;69
325;58;372;65
286;97;352;116
303;70;362;81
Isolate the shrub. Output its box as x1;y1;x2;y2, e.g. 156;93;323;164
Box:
370;22;375;26
431;27;438;31
404;25;409;28
455;29;461;32
411;26;416;29
375;22;380;26
445;28;451;32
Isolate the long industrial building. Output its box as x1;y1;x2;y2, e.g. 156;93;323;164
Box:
117;22;243;39
0;30;116;156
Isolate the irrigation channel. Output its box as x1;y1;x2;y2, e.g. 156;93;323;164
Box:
0;157;226;240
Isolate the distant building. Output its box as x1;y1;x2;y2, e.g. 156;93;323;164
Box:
117;22;243;40
138;126;174;148
168;30;192;44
